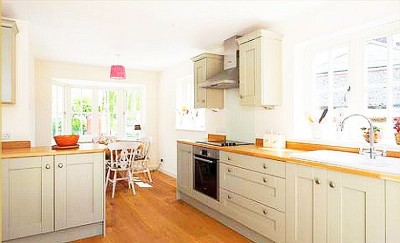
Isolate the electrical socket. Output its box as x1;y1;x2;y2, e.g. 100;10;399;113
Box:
2;132;11;140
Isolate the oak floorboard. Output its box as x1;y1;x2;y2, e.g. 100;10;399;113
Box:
76;171;250;243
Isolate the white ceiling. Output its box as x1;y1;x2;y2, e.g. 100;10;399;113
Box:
2;1;334;72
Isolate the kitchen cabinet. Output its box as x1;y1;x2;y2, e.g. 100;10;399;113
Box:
237;29;282;107
2;19;18;104
55;153;104;230
386;180;400;243
2;153;104;241
219;151;286;242
2;157;54;240
286;163;385;243
177;143;193;195
191;53;224;109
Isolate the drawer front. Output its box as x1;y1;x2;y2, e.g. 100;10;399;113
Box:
220;163;285;212
220;151;285;178
220;189;285;243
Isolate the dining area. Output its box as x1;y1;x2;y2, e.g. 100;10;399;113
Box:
92;136;154;198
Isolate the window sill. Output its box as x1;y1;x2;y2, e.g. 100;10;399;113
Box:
288;137;400;152
175;128;206;132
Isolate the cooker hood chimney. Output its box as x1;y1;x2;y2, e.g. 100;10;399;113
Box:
199;36;240;89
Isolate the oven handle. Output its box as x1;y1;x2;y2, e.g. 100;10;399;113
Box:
194;156;217;164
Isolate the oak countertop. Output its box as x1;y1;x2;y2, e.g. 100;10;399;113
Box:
178;139;400;182
1;143;106;159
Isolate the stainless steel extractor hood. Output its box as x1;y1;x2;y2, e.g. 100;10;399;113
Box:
200;36;240;89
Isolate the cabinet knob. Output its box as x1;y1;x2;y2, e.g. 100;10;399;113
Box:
263;164;268;169
263;177;268;183
227;156;232;161
263;209;268;215
58;163;64;168
315;178;321;185
329;181;336;188
202;99;205;103
239;95;243;99
45;164;51;169
228;168;232;173
227;195;232;199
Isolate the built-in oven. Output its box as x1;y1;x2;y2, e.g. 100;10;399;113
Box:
193;146;219;201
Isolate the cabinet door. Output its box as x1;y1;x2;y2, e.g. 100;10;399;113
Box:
2;157;54;240
177;143;193;194
286;164;327;243
327;171;385;243
386;180;400;243
239;38;260;106
55;153;104;230
194;59;207;108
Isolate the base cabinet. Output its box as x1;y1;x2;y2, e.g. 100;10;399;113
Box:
286;163;385;243
386;181;400;243
177;143;193;195
2;153;104;241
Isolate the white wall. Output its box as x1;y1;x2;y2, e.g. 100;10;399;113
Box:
158;1;400;177
2;20;35;143
35;60;160;167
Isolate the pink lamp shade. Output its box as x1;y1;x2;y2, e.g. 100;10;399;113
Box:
110;65;126;79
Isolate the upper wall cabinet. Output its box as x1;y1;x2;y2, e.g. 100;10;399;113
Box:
2;19;18;104
192;53;224;109
237;29;282;108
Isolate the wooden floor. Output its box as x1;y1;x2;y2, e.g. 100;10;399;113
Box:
77;171;250;243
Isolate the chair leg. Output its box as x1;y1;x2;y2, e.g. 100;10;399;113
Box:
111;170;117;198
105;168;110;191
147;169;153;183
128;170;136;195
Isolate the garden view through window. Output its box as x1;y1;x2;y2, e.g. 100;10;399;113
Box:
51;81;145;142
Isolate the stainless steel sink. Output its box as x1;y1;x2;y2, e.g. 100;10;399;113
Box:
291;150;400;175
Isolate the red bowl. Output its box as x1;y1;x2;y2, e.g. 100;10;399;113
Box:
54;135;79;147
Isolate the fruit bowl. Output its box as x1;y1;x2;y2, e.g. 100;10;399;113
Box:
54;135;79;147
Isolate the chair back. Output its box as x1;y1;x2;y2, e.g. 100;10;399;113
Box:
108;142;139;169
137;137;152;160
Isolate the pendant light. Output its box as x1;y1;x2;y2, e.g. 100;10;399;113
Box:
110;54;126;79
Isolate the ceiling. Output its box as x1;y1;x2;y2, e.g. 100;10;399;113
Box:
2;1;334;72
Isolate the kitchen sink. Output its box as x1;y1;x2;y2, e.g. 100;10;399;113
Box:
291;150;400;175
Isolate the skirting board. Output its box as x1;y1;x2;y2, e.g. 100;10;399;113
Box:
178;191;274;243
4;222;104;243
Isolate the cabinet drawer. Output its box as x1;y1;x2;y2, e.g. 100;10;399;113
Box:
220;163;285;212
220;189;285;243
220;151;285;178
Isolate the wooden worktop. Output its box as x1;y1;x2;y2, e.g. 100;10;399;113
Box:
1;143;106;159
178;139;400;182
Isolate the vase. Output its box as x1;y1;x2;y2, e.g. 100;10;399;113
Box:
363;132;381;143
395;133;400;145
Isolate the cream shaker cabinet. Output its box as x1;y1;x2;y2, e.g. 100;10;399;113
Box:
2;157;54;240
286;163;386;243
2;153;104;241
385;181;400;243
177;143;193;195
237;29;282;108
191;53;224;109
55;153;104;230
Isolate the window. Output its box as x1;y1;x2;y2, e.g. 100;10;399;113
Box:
51;80;145;142
175;76;205;131
297;22;400;145
51;84;65;136
71;87;93;137
98;90;118;136
313;47;349;111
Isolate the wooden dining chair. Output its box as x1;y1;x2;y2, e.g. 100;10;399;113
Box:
105;142;139;198
132;137;153;183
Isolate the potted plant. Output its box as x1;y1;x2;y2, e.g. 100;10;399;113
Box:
394;117;400;145
360;126;382;143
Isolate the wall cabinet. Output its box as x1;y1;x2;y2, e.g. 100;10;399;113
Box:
286;163;386;243
191;53;224;109
2;153;104;241
237;29;282;107
2;19;18;104
177;143;193;195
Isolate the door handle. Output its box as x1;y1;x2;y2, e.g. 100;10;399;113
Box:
58;163;64;168
45;164;51;169
329;181;336;188
315;178;321;185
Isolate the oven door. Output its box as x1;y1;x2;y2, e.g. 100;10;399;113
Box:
193;155;219;200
